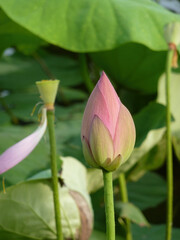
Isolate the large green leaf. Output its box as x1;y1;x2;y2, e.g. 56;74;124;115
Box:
0;9;45;54
90;43;166;93
0;180;81;239
127;171;167;210
61;156;92;207
0;157;93;239
29;156;91;203
0;0;180;52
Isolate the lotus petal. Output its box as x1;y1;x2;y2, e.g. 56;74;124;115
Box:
81;72;120;140
102;154;122;172
113;104;136;163
89;115;114;166
0;108;47;174
82;136;99;168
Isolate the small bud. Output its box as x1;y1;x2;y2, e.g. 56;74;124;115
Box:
81;72;136;172
164;22;180;47
36;80;59;110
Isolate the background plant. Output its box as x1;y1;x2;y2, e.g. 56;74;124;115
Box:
0;0;180;239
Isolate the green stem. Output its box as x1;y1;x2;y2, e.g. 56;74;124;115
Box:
103;170;115;240
79;53;94;93
47;110;63;240
165;49;174;240
119;173;132;240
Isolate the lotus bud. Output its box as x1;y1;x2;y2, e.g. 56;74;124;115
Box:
36;80;59;110
81;72;135;172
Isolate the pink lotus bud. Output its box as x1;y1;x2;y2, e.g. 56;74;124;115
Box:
81;72;136;172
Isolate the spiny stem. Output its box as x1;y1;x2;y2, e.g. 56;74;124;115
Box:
119;173;132;240
47;110;63;240
103;170;115;240
165;49;174;240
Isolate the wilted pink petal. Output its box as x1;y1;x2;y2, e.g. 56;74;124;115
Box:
0;108;47;174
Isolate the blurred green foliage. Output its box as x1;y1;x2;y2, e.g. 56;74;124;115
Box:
0;0;180;239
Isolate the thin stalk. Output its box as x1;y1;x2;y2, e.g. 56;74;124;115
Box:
47;110;63;240
79;53;94;93
165;49;174;240
103;170;115;240
119;173;132;240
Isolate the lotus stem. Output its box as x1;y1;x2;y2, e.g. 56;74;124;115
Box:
165;49;174;240
47;110;63;240
103;169;115;240
119;173;132;240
